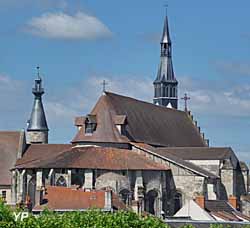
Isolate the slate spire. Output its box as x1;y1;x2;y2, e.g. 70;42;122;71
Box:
161;14;171;45
27;67;49;144
153;13;178;109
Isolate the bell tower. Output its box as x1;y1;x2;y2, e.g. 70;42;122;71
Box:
26;67;49;144
153;13;178;108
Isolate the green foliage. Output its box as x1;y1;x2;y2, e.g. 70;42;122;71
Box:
210;225;231;228
0;199;14;223
180;225;196;228
0;200;168;228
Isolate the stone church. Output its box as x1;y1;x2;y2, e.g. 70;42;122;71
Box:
0;14;250;218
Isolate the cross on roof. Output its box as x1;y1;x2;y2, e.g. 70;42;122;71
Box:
101;80;108;93
181;93;191;112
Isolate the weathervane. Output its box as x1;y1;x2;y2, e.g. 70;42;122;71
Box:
181;93;191;112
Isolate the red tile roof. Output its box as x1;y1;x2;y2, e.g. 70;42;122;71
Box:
33;186;126;211
15;146;170;171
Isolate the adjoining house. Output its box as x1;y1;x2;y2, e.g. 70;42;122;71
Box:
32;186;127;213
174;195;250;222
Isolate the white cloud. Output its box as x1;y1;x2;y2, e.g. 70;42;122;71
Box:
45;101;78;120
214;60;250;77
0;74;23;91
178;76;250;117
26;12;112;40
86;74;153;102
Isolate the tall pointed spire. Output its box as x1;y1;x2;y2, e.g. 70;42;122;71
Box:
27;67;49;144
161;13;171;44
153;10;178;109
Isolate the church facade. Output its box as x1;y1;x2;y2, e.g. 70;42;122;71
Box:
0;14;250;219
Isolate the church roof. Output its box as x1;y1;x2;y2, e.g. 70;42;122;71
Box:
15;144;72;169
15;145;170;171
0;131;23;185
72;92;206;147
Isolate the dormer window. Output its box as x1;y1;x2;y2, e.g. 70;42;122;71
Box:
85;115;97;135
114;115;127;135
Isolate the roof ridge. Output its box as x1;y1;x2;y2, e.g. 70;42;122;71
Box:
157;147;232;150
105;91;187;114
0;130;22;133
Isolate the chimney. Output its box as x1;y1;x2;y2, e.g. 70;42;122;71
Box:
228;195;237;209
195;195;205;209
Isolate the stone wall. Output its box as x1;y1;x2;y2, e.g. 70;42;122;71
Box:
132;146;211;202
220;160;235;199
188;160;220;176
241;196;250;216
26;131;48;144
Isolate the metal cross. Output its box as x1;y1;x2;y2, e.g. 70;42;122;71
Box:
101;80;108;92
181;93;190;112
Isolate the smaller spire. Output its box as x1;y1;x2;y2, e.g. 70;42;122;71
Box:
27;67;48;132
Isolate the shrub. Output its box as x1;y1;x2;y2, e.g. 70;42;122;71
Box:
0;200;168;228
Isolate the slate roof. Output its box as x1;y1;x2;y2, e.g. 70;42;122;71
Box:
72;92;206;147
131;143;218;179
15;146;169;171
205;200;234;213
15;144;72;170
154;147;237;161
0;131;23;185
33;186;127;212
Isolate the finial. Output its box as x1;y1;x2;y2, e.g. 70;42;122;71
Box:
164;3;168;16
36;66;41;80
181;93;191;112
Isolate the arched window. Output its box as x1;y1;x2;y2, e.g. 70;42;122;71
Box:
170;87;173;97
162;84;165;97
28;176;36;208
174;192;183;213
56;176;67;187
145;190;159;215
119;189;130;205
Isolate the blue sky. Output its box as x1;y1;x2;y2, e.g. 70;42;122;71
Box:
1;0;250;161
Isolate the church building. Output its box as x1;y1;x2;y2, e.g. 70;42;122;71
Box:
0;13;250;220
